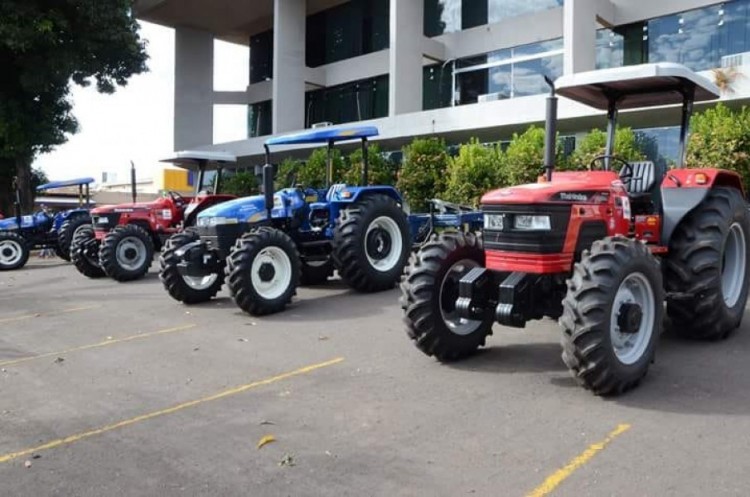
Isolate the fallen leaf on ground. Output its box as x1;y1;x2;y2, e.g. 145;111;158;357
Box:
54;357;64;364
24;460;32;468
257;435;276;449
279;453;295;467
318;335;329;341
260;420;275;426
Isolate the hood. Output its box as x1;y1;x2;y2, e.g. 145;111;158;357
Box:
91;197;171;215
197;194;267;223
481;171;623;204
0;217;18;230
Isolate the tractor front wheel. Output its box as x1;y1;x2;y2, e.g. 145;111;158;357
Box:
70;225;105;278
160;229;224;304
225;227;301;316
333;194;410;292
100;224;155;282
57;214;91;261
560;236;663;396
0;231;30;271
401;231;494;361
665;187;750;340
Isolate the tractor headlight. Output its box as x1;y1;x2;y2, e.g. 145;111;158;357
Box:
483;214;505;231
513;215;551;231
198;216;238;227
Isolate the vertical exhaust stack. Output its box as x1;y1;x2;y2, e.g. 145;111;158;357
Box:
543;76;557;182
12;176;21;227
130;161;137;204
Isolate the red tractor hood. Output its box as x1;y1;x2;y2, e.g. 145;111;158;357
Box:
91;197;180;214
481;171;623;204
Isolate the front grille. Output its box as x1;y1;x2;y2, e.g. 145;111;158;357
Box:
197;223;247;257
91;213;121;232
482;204;572;254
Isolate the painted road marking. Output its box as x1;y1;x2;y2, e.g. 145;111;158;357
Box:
0;305;99;325
525;423;632;497
0;357;345;463
0;324;197;367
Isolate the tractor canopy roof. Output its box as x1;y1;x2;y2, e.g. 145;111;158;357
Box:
555;62;720;110
36;177;95;191
265;125;379;146
161;150;237;171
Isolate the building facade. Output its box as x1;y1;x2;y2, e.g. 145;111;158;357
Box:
135;0;750;164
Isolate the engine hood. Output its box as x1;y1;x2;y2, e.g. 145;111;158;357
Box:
481;171;623;204
91;198;169;215
197;194;268;223
0;217;18;230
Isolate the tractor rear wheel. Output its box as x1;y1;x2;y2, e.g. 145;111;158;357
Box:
0;231;29;271
665;187;750;340
225;227;301;316
100;224;154;282
70;225;105;278
333;194;410;292
401;231;494;361
300;257;334;286
560;236;663;396
57;214;90;261
160;229;224;304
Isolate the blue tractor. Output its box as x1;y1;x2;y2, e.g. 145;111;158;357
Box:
159;125;482;315
0;176;94;270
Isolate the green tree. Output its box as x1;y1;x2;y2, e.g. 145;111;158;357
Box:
443;139;504;206
687;103;750;190
221;170;258;196
342;144;397;186
274;157;303;190
0;0;148;214
569;127;644;169
397;137;450;212
297;148;345;189
503;126;547;185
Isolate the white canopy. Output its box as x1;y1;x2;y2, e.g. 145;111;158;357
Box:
161;150;237;170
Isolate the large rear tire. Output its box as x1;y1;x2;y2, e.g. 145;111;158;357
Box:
159;229;223;304
225;227;301;316
333;194;410;292
0;231;30;271
70;225;105;278
401;231;494;361
560;236;663;396
665;187;750;340
57;213;90;261
100;224;155;282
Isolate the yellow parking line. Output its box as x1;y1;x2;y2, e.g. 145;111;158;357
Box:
0;305;99;325
0;357;345;463
525;423;632;497
0;324;197;368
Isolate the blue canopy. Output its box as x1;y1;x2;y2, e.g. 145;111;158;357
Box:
265;126;379;146
36;177;95;191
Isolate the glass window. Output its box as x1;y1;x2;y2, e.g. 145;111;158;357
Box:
425;0;462;36
423;64;453;110
488;0;563;24
250;30;273;84
305;75;389;127
248;100;272;138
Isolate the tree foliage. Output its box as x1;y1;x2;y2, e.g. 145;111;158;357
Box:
443;139;503;206
569;127;644;169
503;126;548;185
221;170;258;196
687;103;750;190
342;144;397;186
396;137;450;212
0;0;148;213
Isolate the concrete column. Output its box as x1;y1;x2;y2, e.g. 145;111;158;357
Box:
272;0;306;133
174;27;214;150
563;0;597;75
389;0;424;116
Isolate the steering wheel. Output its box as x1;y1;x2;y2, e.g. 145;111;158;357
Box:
589;155;634;186
167;190;186;206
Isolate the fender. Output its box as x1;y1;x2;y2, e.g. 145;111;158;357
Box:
661;168;745;243
328;185;403;205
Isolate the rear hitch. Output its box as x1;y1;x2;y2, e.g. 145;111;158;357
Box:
176;241;223;277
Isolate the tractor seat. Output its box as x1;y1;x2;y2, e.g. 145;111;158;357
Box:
621;161;656;197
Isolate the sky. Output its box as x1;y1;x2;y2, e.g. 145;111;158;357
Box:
33;21;249;184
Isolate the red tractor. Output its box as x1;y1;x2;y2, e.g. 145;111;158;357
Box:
71;151;237;281
401;63;750;396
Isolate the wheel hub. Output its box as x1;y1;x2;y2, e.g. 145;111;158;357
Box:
124;247;137;260
366;228;392;261
2;247;12;258
617;302;643;334
258;262;276;282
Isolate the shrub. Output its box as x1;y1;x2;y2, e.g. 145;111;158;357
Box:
397;137;450;212
688;103;750;190
443;138;504;206
221;170;259;196
342;144;397;186
503;126;547;185
298;147;345;189
569;127;644;169
274;157;303;190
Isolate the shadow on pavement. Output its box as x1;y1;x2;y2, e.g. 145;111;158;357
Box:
446;342;568;374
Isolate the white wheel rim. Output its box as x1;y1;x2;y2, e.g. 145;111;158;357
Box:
439;259;484;336
183;273;218;290
609;272;656;365
116;236;148;271
722;222;747;308
0;239;23;266
364;216;403;273
250;246;292;300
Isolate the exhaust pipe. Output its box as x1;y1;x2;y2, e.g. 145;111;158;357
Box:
130;160;137;204
543;76;557;183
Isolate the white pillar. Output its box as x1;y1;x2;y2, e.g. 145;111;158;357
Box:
564;0;598;75
389;0;424;116
174;27;214;150
273;0;306;133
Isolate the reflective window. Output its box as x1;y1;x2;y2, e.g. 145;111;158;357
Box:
488;0;562;24
425;0;563;36
248;100;272;138
305;75;389;127
250;30;273;84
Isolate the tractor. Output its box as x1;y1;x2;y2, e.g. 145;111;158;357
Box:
0;176;94;270
70;152;237;281
159;125;482;315
401;62;750;396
